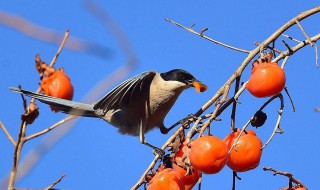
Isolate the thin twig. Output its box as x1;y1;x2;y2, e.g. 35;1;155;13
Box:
0;121;16;146
199;84;231;136
185;114;212;144
263;167;306;188
49;29;70;67
231;77;241;132
228;119;251;154
43;174;66;190
295;19;313;46
281;34;301;43
165;18;250;54
315;41;319;67
274;33;320;63
262;94;285;149
280;55;290;68
25;115;76;142
232;171;241;190
255;42;282;54
284;87;296;112
282;40;292;53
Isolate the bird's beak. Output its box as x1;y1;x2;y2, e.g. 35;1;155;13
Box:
192;81;208;93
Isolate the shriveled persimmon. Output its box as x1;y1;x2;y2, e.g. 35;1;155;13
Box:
172;164;200;190
147;168;185;190
40;68;74;111
247;62;286;98
188;135;228;174
173;140;200;190
224;129;262;172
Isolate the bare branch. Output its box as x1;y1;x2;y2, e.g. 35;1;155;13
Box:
262;94;285;149
0;121;16;146
295;19;313;46
263;167;306;188
284;87;296;112
228;119;251;154
231;77;241;132
280;56;290;68
49;29;70;67
273;33;320;63
281;34;302;43
165;18;250;53
199;84;231;136
315;41;319;67
25;115;76;142
255;41;282;54
7;121;27;190
44;174;66;190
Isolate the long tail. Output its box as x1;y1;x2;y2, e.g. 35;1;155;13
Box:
10;87;97;117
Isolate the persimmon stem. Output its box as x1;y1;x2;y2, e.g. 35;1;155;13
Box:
262;94;285;150
230;77;241;132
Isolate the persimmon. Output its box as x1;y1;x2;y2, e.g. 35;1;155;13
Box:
147;168;185;190
173;140;200;190
224;129;262;172
172;164;200;190
247;62;286;98
40;68;74;111
188;135;228;174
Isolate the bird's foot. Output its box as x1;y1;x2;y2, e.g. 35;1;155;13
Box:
180;114;200;126
152;147;165;157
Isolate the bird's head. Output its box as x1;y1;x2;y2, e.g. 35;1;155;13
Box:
160;69;207;92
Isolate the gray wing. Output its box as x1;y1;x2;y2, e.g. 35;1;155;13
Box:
93;71;156;112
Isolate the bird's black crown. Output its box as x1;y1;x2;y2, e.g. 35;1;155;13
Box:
160;69;197;85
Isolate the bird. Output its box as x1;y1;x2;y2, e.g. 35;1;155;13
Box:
10;69;207;155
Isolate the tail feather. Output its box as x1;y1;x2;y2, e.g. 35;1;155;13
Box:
10;87;97;117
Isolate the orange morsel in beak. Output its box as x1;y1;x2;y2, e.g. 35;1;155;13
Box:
193;81;208;93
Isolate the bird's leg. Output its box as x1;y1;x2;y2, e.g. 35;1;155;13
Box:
139;120;165;156
160;114;199;134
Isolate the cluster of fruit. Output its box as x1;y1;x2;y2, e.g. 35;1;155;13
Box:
147;60;286;190
147;129;262;190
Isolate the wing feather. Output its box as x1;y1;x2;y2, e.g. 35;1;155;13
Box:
93;71;156;112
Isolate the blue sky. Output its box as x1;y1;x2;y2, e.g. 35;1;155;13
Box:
1;1;320;189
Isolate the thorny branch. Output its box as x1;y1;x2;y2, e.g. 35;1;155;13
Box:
132;6;320;189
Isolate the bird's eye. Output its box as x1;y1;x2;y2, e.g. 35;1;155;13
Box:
178;74;185;79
